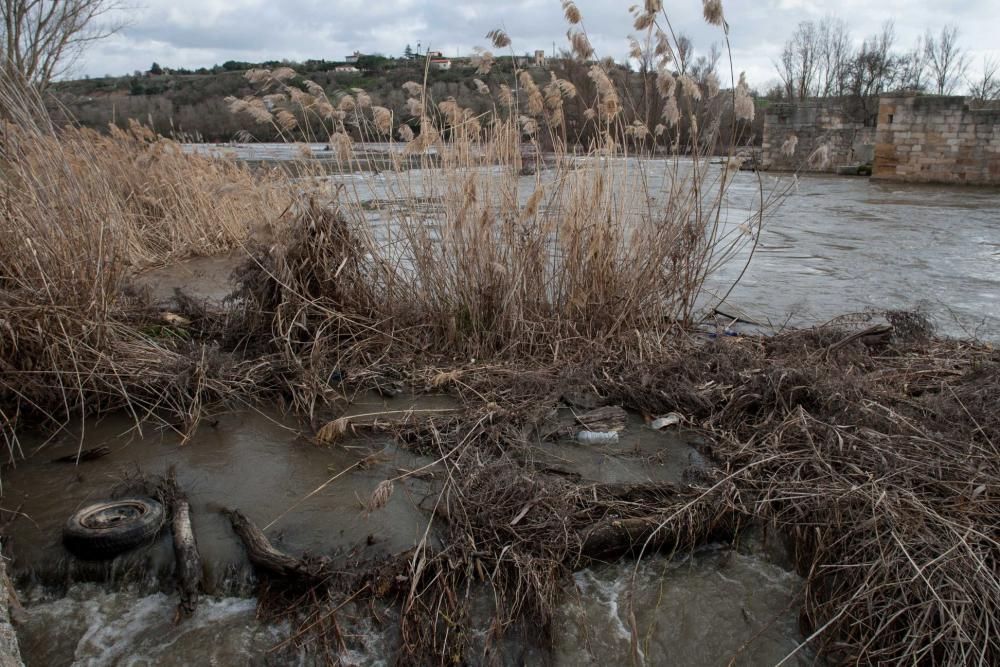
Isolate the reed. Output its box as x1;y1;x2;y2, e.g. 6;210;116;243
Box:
0;74;293;450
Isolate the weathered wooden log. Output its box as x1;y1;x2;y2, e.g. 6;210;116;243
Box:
224;509;329;582
572;405;627;433
171;495;201;619
580;508;734;560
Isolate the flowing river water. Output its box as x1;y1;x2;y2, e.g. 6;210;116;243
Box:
4;148;996;665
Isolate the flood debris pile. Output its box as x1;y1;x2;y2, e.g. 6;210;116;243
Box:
181;301;996;664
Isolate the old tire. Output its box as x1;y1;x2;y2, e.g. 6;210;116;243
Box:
63;497;165;560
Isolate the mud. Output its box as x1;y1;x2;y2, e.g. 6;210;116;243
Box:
3;394;459;594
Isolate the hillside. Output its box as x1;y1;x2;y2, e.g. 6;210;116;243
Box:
50;56;763;147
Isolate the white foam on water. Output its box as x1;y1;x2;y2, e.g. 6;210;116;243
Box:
17;586;294;666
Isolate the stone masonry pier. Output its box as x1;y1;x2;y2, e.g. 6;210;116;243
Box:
873;95;1000;186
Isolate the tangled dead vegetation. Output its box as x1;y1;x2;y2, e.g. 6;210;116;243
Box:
208;316;999;665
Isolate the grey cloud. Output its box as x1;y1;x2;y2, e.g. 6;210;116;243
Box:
75;0;999;86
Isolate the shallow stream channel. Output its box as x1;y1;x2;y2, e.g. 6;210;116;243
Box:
3;392;814;665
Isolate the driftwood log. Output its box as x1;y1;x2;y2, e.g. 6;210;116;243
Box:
166;476;202;620
581;506;735;559
572;405;627;433
224;509;330;582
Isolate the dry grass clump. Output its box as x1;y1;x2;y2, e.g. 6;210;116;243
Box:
593;322;1000;665
0;76;293;449
217;2;765;371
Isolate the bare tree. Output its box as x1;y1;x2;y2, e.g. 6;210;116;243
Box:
674;33;693;75
688;42;721;85
924;25;968;95
845;21;898;124
816;16;852;97
897;34;929;92
966;56;1000;102
1;0;124;88
774;21;820;101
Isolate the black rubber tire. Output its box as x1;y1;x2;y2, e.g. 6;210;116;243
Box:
62;497;165;560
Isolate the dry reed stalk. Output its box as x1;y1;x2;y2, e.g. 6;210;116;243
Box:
0;74;295;454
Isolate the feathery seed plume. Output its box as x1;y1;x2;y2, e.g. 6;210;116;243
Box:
654;30;673;59
781;134;799;157
304;80;325;97
366;480;394;512
703;0;724;26
568;29;594;60
656;66;676;99
271;67;296;82
316;100;335;119
397;124;414;142
519;71;544;116
225;96;248;114
246;99;273;124
472;48;495;75
705;72;720;99
402;81;423;97
587;65;620;119
628;37;643;61
329;133;352;161
662;96;680;126
562;1;581;24
372;106;393;134
634;13;655;31
275;110;298;131
679;74;702;101
245;68;271;84
498;84;514;107
487;29;511;49
473;78;490;95
734;72;755;121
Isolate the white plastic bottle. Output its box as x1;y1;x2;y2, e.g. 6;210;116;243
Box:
576;430;619;444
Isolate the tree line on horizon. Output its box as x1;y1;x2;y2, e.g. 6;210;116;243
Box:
772;18;999;112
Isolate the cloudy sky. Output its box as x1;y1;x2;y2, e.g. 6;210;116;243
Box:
75;0;999;90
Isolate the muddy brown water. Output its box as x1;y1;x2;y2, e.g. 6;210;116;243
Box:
4;395;460;594
2;394;814;665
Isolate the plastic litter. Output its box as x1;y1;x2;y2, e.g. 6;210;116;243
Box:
650;413;683;430
575;430;619;444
